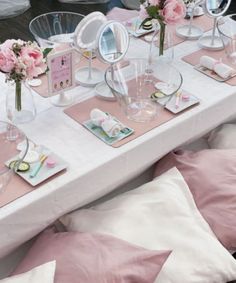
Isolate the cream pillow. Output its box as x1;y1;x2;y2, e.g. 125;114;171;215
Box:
60;168;236;283
0;261;55;283
208;123;236;149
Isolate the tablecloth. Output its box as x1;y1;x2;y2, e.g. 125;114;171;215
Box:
0;27;236;260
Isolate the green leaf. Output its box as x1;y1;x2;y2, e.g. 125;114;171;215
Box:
43;48;53;58
146;5;159;18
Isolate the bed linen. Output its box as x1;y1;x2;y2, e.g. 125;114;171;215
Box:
60;167;236;283
208;123;236;149
0;261;55;283
153;149;236;251
12;229;170;283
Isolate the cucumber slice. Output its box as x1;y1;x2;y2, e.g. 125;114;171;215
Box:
9;160;30;172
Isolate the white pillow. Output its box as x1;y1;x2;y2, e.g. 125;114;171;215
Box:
208;123;236;149
0;261;56;283
60;168;236;283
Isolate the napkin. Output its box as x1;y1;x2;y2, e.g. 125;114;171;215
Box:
199;55;234;79
90;108;123;138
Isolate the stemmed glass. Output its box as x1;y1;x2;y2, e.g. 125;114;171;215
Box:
0;121;29;193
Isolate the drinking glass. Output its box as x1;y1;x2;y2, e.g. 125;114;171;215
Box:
0;121;29;193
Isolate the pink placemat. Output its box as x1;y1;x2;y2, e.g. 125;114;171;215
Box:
107;7;213;47
31;56;108;98
142;15;214;47
64;75;197;148
0;134;66;208
182;49;236;86
0;133;33;208
64;97;174;148
0;167;67;208
107;7;139;22
0;175;33;208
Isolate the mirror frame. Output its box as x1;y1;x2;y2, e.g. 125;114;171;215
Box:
96;20;130;64
204;0;232;17
74;11;107;50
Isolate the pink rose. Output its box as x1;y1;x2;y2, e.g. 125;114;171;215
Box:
20;44;47;79
139;4;149;19
149;0;160;5
0;39;48;80
162;0;186;24
0;52;15;73
0;53;7;70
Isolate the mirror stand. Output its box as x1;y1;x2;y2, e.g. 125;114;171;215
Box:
95;63;116;101
75;49;104;87
198;0;232;50
50;91;73;107
73;11;107;87
95;21;130;101
176;1;203;39
198;17;224;50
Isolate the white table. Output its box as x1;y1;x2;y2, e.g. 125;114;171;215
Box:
1;33;236;260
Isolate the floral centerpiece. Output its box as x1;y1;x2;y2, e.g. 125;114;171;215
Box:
0;39;50;114
140;0;186;56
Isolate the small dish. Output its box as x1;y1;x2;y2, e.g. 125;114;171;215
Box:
83;117;134;146
6;147;67;186
194;64;236;82
158;93;200;114
125;17;157;37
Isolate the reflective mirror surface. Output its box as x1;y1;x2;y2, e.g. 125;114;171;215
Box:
97;21;129;64
205;0;231;17
74;11;107;50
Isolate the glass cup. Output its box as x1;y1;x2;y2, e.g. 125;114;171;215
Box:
0;121;29;193
105;58;183;123
217;14;236;64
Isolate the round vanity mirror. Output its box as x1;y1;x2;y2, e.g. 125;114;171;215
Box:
205;0;231;17
95;21;130;101
176;0;204;40
198;0;232;50
73;11;107;87
96;21;130;64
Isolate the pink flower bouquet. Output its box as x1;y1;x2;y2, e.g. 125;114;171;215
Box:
0;39;50;111
140;0;186;55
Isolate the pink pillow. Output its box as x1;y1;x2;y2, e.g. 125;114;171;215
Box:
13;229;171;283
153;149;236;251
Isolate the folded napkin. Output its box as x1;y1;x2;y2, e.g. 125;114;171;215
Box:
199;55;234;79
90;108;123;138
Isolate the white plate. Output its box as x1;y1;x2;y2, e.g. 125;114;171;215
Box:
125;17;157;38
158;93;200;114
6;146;68;187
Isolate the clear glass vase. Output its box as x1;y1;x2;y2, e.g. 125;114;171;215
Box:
5;80;36;125
148;24;174;64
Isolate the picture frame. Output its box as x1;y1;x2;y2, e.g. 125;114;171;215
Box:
47;48;76;96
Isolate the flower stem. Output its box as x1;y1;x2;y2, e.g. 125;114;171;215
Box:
159;23;166;56
15;80;22;111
